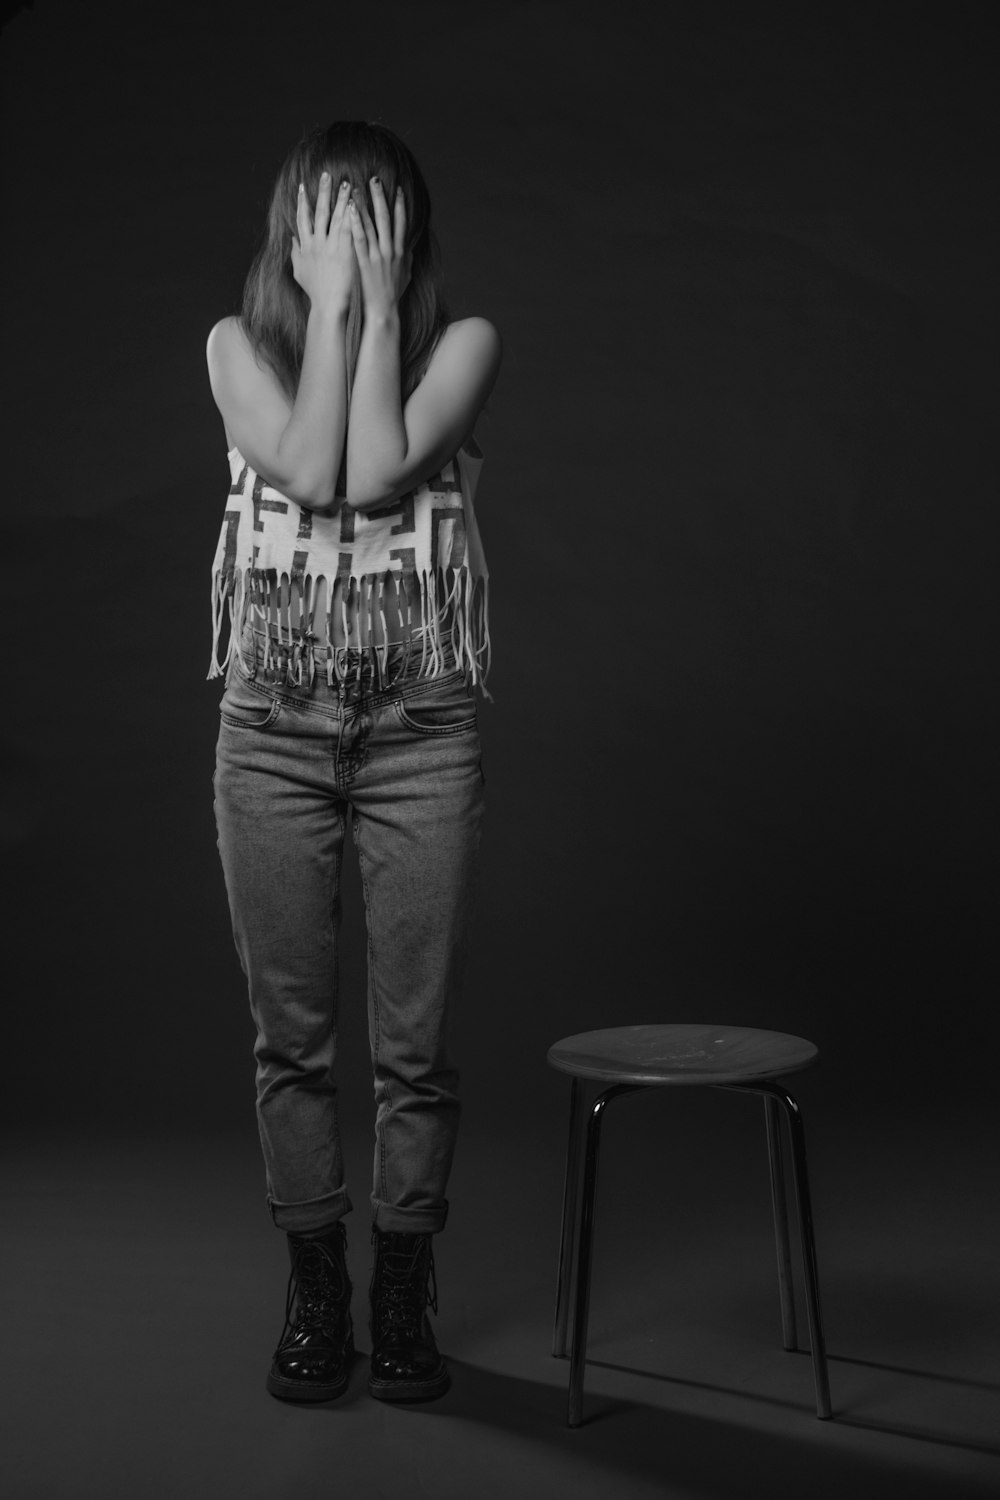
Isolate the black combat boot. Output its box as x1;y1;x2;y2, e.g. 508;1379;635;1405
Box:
368;1226;450;1402
266;1220;355;1402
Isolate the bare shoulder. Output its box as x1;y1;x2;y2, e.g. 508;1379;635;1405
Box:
206;314;252;369
206;316;288;398
206;316;293;460
439;315;502;356
424;316;502;387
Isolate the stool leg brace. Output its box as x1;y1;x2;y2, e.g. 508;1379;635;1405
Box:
552;1076;832;1427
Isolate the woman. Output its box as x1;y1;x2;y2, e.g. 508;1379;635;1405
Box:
206;119;501;1406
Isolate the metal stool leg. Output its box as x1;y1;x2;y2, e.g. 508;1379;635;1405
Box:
722;1079;832;1420
764;1093;798;1351
553;1076;585;1357
567;1083;642;1428
771;1083;832;1419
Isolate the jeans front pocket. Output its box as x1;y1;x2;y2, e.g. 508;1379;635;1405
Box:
394;670;478;736
219;657;283;730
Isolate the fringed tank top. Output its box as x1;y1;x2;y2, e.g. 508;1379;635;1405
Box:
207;432;492;696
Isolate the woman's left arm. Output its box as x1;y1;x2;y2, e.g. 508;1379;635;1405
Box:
346;178;501;510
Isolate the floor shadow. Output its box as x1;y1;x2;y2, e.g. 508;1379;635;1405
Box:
583;1354;1000;1460
364;1358;1000;1498
829;1353;1000;1395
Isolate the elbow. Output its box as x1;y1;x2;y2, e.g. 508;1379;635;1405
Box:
346;447;409;512
346;435;413;510
345;468;396;512
345;486;388;512
292;464;348;516
289;482;341;518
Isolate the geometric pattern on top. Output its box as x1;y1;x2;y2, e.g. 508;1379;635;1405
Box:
208;430;491;694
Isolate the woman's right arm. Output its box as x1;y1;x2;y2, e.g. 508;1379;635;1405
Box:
206;306;348;515
206;173;356;514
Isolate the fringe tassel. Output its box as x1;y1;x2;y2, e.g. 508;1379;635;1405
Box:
479;576;493;701
301;575;314;690
276;570;288;651
209;565;493;696
418;572;430;679
376;575;388;688
207;568;230;680
326;580;336;688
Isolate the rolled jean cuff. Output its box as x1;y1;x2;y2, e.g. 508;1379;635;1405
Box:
371;1196;449;1235
268;1184;353;1234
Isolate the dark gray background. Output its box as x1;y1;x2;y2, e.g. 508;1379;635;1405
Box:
4;0;996;1134
3;3;999;1496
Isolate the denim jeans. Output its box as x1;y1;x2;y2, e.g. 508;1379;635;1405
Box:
212;619;485;1236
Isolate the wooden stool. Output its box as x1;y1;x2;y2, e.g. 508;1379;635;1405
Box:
548;1023;832;1427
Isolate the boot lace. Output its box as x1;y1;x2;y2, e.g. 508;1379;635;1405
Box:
374;1236;439;1339
281;1237;350;1341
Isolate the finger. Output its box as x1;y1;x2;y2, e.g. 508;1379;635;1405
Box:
313;171;333;236
347;197;369;257
330;177;351;225
296;182;311;242
393;186;407;259
353;190;379;257
369;176;393;255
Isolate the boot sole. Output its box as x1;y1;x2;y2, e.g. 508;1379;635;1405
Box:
266;1336;355;1403
368;1361;450;1403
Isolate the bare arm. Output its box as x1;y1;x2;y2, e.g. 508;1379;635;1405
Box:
274;303;349;512
345;308;407;508
205;173;355;511
344;177;502;510
346;314;501;510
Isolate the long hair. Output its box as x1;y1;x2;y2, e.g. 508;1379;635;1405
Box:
238;121;452;485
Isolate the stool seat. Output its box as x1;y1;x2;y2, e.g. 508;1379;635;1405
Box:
547;1023;818;1087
